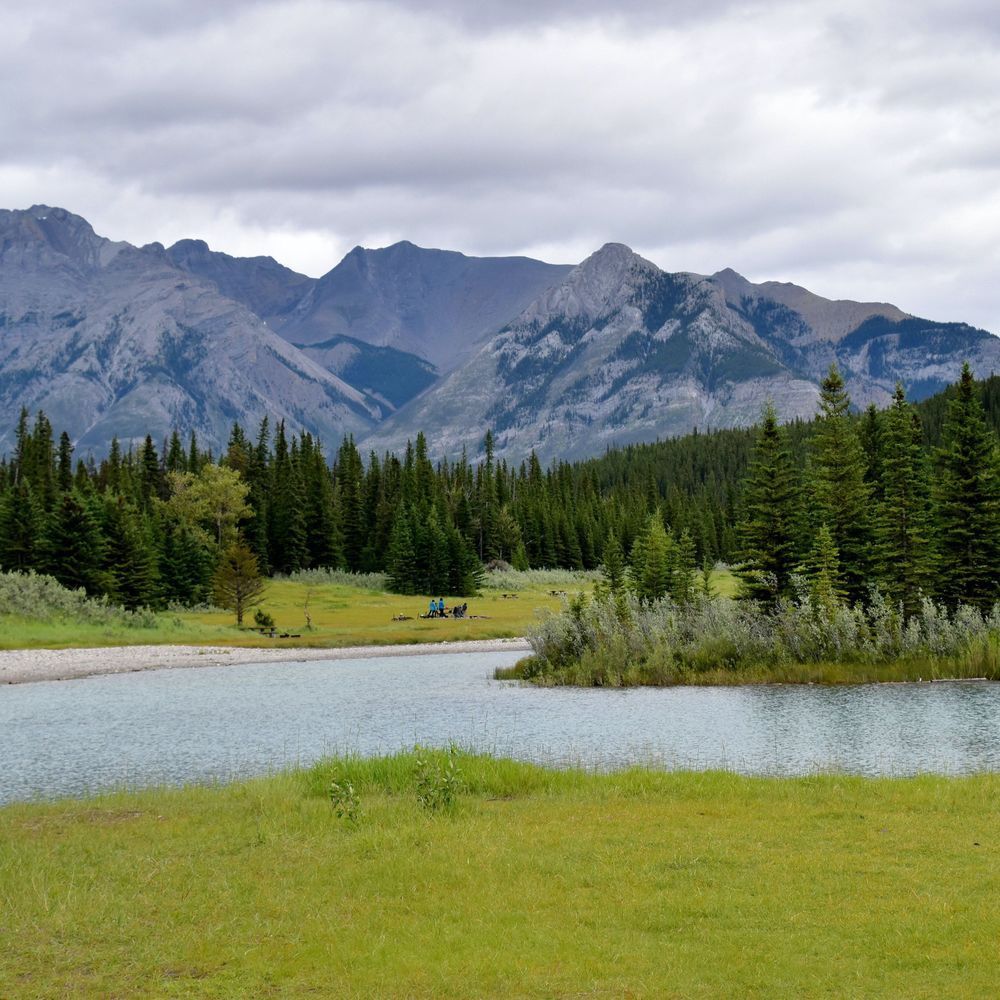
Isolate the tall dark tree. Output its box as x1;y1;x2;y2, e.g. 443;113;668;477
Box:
876;385;934;616
737;402;800;603
39;491;110;594
935;364;1000;608
808;366;873;602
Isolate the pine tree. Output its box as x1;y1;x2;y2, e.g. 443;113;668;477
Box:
39;491;110;594
630;513;672;602
935;364;1000;608
600;531;626;593
0;479;42;571
737;401;799;603
387;507;418;594
876;385;934;616
104;497;161;609
212;542;265;625
808;365;873;602
671;528;697;604
56;432;74;494
803;524;844;620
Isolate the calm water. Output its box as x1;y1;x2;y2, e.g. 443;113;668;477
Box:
2;651;999;803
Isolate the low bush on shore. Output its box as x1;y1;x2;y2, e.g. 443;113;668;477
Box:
2;751;997;997
497;590;1000;686
0;571;160;628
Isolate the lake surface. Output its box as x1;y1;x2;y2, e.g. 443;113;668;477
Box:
3;651;999;803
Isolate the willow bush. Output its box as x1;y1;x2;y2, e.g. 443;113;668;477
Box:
503;584;1000;686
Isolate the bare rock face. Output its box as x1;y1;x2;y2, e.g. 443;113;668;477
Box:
278;240;573;372
166;238;314;329
0;206;380;454
365;245;1000;461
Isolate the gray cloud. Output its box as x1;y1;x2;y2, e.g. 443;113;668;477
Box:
3;0;1000;332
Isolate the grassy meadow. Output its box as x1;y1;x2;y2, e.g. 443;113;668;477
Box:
0;567;740;652
1;751;997;998
0;572;579;650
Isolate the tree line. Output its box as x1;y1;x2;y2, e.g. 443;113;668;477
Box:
0;365;997;612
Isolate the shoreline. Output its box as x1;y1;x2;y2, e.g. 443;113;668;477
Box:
0;638;531;686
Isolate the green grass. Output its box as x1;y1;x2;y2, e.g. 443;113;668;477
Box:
1;751;997;997
0;569;742;652
0;579;572;650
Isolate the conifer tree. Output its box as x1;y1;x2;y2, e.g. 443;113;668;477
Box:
876;385;934;616
737;401;799;603
0;479;42;571
600;531;626;593
213;541;265;625
630;513;672;602
808;365;873;602
56;432;73;495
935;364;1000;607
387;507;417;594
104;497;161;609
671;527;697;604
803;524;844;620
39;491;110;594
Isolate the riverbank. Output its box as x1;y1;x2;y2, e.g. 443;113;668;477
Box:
0;638;530;685
2;751;996;998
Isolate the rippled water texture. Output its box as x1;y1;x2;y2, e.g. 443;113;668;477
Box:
3;651;999;802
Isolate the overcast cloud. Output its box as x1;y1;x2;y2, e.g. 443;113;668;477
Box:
3;0;1000;330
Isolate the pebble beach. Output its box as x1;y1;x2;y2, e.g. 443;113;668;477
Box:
0;638;532;685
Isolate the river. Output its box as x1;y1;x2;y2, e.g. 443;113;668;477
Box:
2;650;999;803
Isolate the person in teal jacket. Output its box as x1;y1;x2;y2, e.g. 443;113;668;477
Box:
428;598;438;617
437;597;445;616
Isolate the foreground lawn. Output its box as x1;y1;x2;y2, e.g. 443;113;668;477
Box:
1;753;997;998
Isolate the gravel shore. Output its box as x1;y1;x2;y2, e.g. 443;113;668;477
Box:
0;638;531;686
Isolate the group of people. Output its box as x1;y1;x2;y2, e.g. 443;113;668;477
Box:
426;598;468;619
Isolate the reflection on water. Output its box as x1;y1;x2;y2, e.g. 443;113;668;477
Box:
2;652;999;803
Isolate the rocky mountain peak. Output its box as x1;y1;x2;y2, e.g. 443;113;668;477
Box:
518;241;659;325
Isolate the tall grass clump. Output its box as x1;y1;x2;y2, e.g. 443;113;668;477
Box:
281;568;389;590
0;571;160;628
498;587;1000;686
480;566;600;592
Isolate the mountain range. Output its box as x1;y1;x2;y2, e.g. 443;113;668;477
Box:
1;205;997;461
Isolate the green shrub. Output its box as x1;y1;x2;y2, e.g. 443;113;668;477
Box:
503;587;1000;686
328;776;360;822
253;608;275;629
414;745;463;812
0;571;159;628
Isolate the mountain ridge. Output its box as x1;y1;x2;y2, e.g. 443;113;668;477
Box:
1;205;996;460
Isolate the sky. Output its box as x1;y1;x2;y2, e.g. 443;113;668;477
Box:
4;0;1000;331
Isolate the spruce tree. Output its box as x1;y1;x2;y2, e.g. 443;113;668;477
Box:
104;497;161;609
0;479;42;571
935;364;1000;608
387;507;418;594
630;513;672;602
671;528;697;604
600;531;626;593
808;365;873;602
212;542;265;625
39;491;110;594
876;385;934;616
737;401;799;603
803;524;844;620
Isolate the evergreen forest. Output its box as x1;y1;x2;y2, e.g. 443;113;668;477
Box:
0;364;998;613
